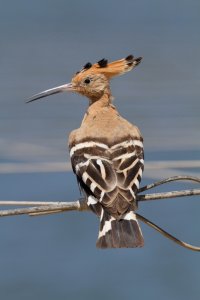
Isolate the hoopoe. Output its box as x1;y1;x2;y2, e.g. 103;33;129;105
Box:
28;55;144;248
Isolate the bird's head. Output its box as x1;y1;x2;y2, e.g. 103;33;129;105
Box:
27;55;142;104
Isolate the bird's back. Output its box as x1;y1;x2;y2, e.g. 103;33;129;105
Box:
69;104;142;146
69;104;144;218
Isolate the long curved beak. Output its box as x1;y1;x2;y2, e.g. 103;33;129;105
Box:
26;83;73;103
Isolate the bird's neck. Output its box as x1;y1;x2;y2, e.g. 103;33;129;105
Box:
81;88;116;126
88;87;112;111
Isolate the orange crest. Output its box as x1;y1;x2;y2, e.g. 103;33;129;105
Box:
73;55;142;82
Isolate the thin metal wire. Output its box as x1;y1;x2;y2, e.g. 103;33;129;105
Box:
0;176;199;251
136;213;200;252
138;175;200;193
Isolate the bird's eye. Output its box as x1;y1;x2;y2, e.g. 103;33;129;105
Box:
84;78;91;84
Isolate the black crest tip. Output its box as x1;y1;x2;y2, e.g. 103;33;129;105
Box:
97;58;108;68
134;57;143;65
125;55;134;61
83;62;92;70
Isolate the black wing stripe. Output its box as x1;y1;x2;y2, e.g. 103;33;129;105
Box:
86;162;115;191
124;161;142;188
75;159;116;194
119;156;139;171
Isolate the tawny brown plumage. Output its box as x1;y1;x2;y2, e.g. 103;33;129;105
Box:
69;101;142;147
28;55;144;248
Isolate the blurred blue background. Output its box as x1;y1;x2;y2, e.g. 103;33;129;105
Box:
0;0;200;299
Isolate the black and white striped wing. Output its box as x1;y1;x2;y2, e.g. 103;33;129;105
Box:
70;142;116;215
111;139;144;202
70;139;144;218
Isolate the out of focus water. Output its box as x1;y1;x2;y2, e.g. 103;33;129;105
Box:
0;1;200;299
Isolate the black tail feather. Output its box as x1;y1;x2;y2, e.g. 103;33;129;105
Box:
96;210;144;248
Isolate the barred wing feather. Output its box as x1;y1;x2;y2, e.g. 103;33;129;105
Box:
70;139;144;218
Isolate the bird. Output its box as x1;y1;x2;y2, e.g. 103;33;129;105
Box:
27;54;144;248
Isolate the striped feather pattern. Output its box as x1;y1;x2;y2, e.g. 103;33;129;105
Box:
70;138;144;219
96;210;144;248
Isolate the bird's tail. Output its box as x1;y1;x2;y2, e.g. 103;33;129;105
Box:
96;210;144;248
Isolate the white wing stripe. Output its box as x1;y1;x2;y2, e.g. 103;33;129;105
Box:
118;157;139;173
133;140;143;148
84;154;110;163
75;160;89;172
110;139;143;150
97;159;106;180
82;172;89;183
83;172;108;193
70;141;108;157
90;182;97;193
111;140;134;149
129;169;142;188
113;151;136;161
87;196;98;205
134;179;140;189
99;191;105;202
129;188;136;198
